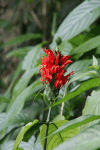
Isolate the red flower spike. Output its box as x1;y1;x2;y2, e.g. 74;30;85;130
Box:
39;47;74;89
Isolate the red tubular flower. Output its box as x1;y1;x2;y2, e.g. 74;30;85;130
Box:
39;47;74;89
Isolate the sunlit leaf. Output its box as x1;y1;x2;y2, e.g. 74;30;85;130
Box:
22;41;48;71
50;0;100;48
1;140;34;150
70;35;100;55
0;113;6;132
58;41;73;55
52;115;65;122
6;80;42;127
11;67;39;99
12;120;40;150
40;120;79;150
54;122;100;150
80;90;100;131
69;70;98;84
93;55;99;68
49;78;100;108
22;45;41;71
50;114;100;137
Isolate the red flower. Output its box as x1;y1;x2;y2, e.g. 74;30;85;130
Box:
39;47;74;89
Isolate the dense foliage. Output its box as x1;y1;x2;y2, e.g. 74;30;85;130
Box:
0;0;100;150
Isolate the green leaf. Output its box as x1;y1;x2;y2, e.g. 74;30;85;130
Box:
40;120;79;150
53;122;100;150
10;62;23;86
6;80;42;127
67;59;92;74
2;33;42;47
69;34;86;46
22;44;41;71
22;41;47;71
0;114;32;140
93;56;99;70
50;114;100;137
0;113;6;132
34;135;43;150
7;68;39;113
40;93;50;105
0;96;10;103
5;62;23;97
69;70;98;84
11;67;39;99
50;0;100;48
51;13;57;37
96;47;100;54
70;35;100;55
18;141;35;150
27;81;44;97
1;140;34;150
58;41;73;55
49;78;100;108
28;135;35;147
52;115;65;122
0;103;7;113
6;46;33;58
11;113;32;125
12;120;39;150
80;90;100;131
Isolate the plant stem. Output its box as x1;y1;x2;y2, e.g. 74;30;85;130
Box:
44;107;51;150
60;82;68;115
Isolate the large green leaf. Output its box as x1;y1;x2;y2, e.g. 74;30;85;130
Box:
2;33;42;47
6;62;23;98
22;44;42;71
0;96;10;103
50;0;100;48
7;67;39;112
67;59;92;74
49;78;100;108
69;70;98;84
11;67;39;99
34;135;43;150
0;103;7;113
6;80;42;127
11;113;32;125
58;41;73;55
52;115;65;122
40;120;79;150
12;120;40;150
0;113;32;140
80;90;100;131
1;140;34;150
6;47;33;58
22;41;48;71
49;114;100;137
53;122;100;150
0;113;6;132
70;35;100;55
93;55;99;67
69;34;87;46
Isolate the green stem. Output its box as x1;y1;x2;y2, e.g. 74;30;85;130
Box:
44;107;51;150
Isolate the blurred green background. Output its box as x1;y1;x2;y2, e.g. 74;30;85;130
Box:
0;0;85;94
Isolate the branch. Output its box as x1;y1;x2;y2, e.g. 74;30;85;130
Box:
27;4;43;29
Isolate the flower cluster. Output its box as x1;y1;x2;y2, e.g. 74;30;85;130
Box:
39;47;74;89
